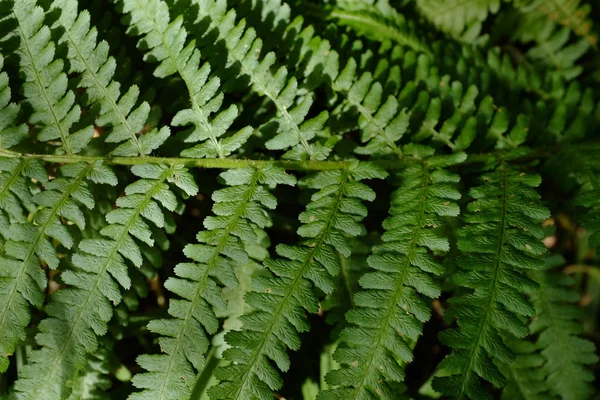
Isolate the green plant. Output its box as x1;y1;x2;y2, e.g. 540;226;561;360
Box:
0;0;598;399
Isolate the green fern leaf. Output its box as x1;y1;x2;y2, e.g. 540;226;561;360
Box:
330;0;432;53
320;151;465;399
0;161;115;372
503;254;599;400
13;163;196;400
130;165;295;400
0;54;27;149
433;160;550;400
208;162;386;399
67;345;114;400
119;0;249;159
528;257;598;399
188;0;331;161
569;144;600;252
416;0;503;40
50;0;158;156
502;339;547;400
11;0;93;154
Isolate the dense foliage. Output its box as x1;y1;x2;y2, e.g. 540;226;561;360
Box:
0;0;599;399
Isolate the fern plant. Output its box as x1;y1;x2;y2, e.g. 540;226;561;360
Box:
0;0;598;399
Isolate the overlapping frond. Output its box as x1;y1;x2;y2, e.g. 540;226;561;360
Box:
568;144;600;252
11;0;93;154
321;4;600;148
208;162;386;399
0;161;115;372
321;4;561;102
528;258;598;399
118;0;250;159
433;160;550;399
0;52;50;366
504;255;598;400
131;165;295;400
330;0;433;53
416;0;503;40
320;151;465;400
13;163;196;400
67;346;113;400
488;0;596;81
51;0;160;156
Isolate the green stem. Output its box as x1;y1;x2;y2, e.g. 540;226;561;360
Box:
190;347;220;400
0;148;554;171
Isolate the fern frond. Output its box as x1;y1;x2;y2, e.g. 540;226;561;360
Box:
502;340;546;400
0;161;115;372
503;254;598;400
231;0;293;51
488;0;596;80
11;0;93;154
205;1;484;155
130;165;295;400
0;158;45;223
13;163;196;400
324;5;600;149
320;151;465;399
119;0;249;159
516;0;597;44
416;0;503;40
0;50;45;223
208;162;387;399
528;257;598;399
330;0;433;53
185;0;331;161
50;0;158;156
566;144;600;253
433;160;550;399
322;5;563;102
67;345;113;400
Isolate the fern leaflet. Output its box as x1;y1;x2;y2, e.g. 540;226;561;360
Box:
433;159;550;399
321;151;464;399
119;0;250;159
0;161;114;373
131;165;295;400
51;0;159;156
208;162;386;399
11;0;93;154
13;163;195;400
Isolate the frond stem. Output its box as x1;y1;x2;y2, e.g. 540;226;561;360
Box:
0;148;554;171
